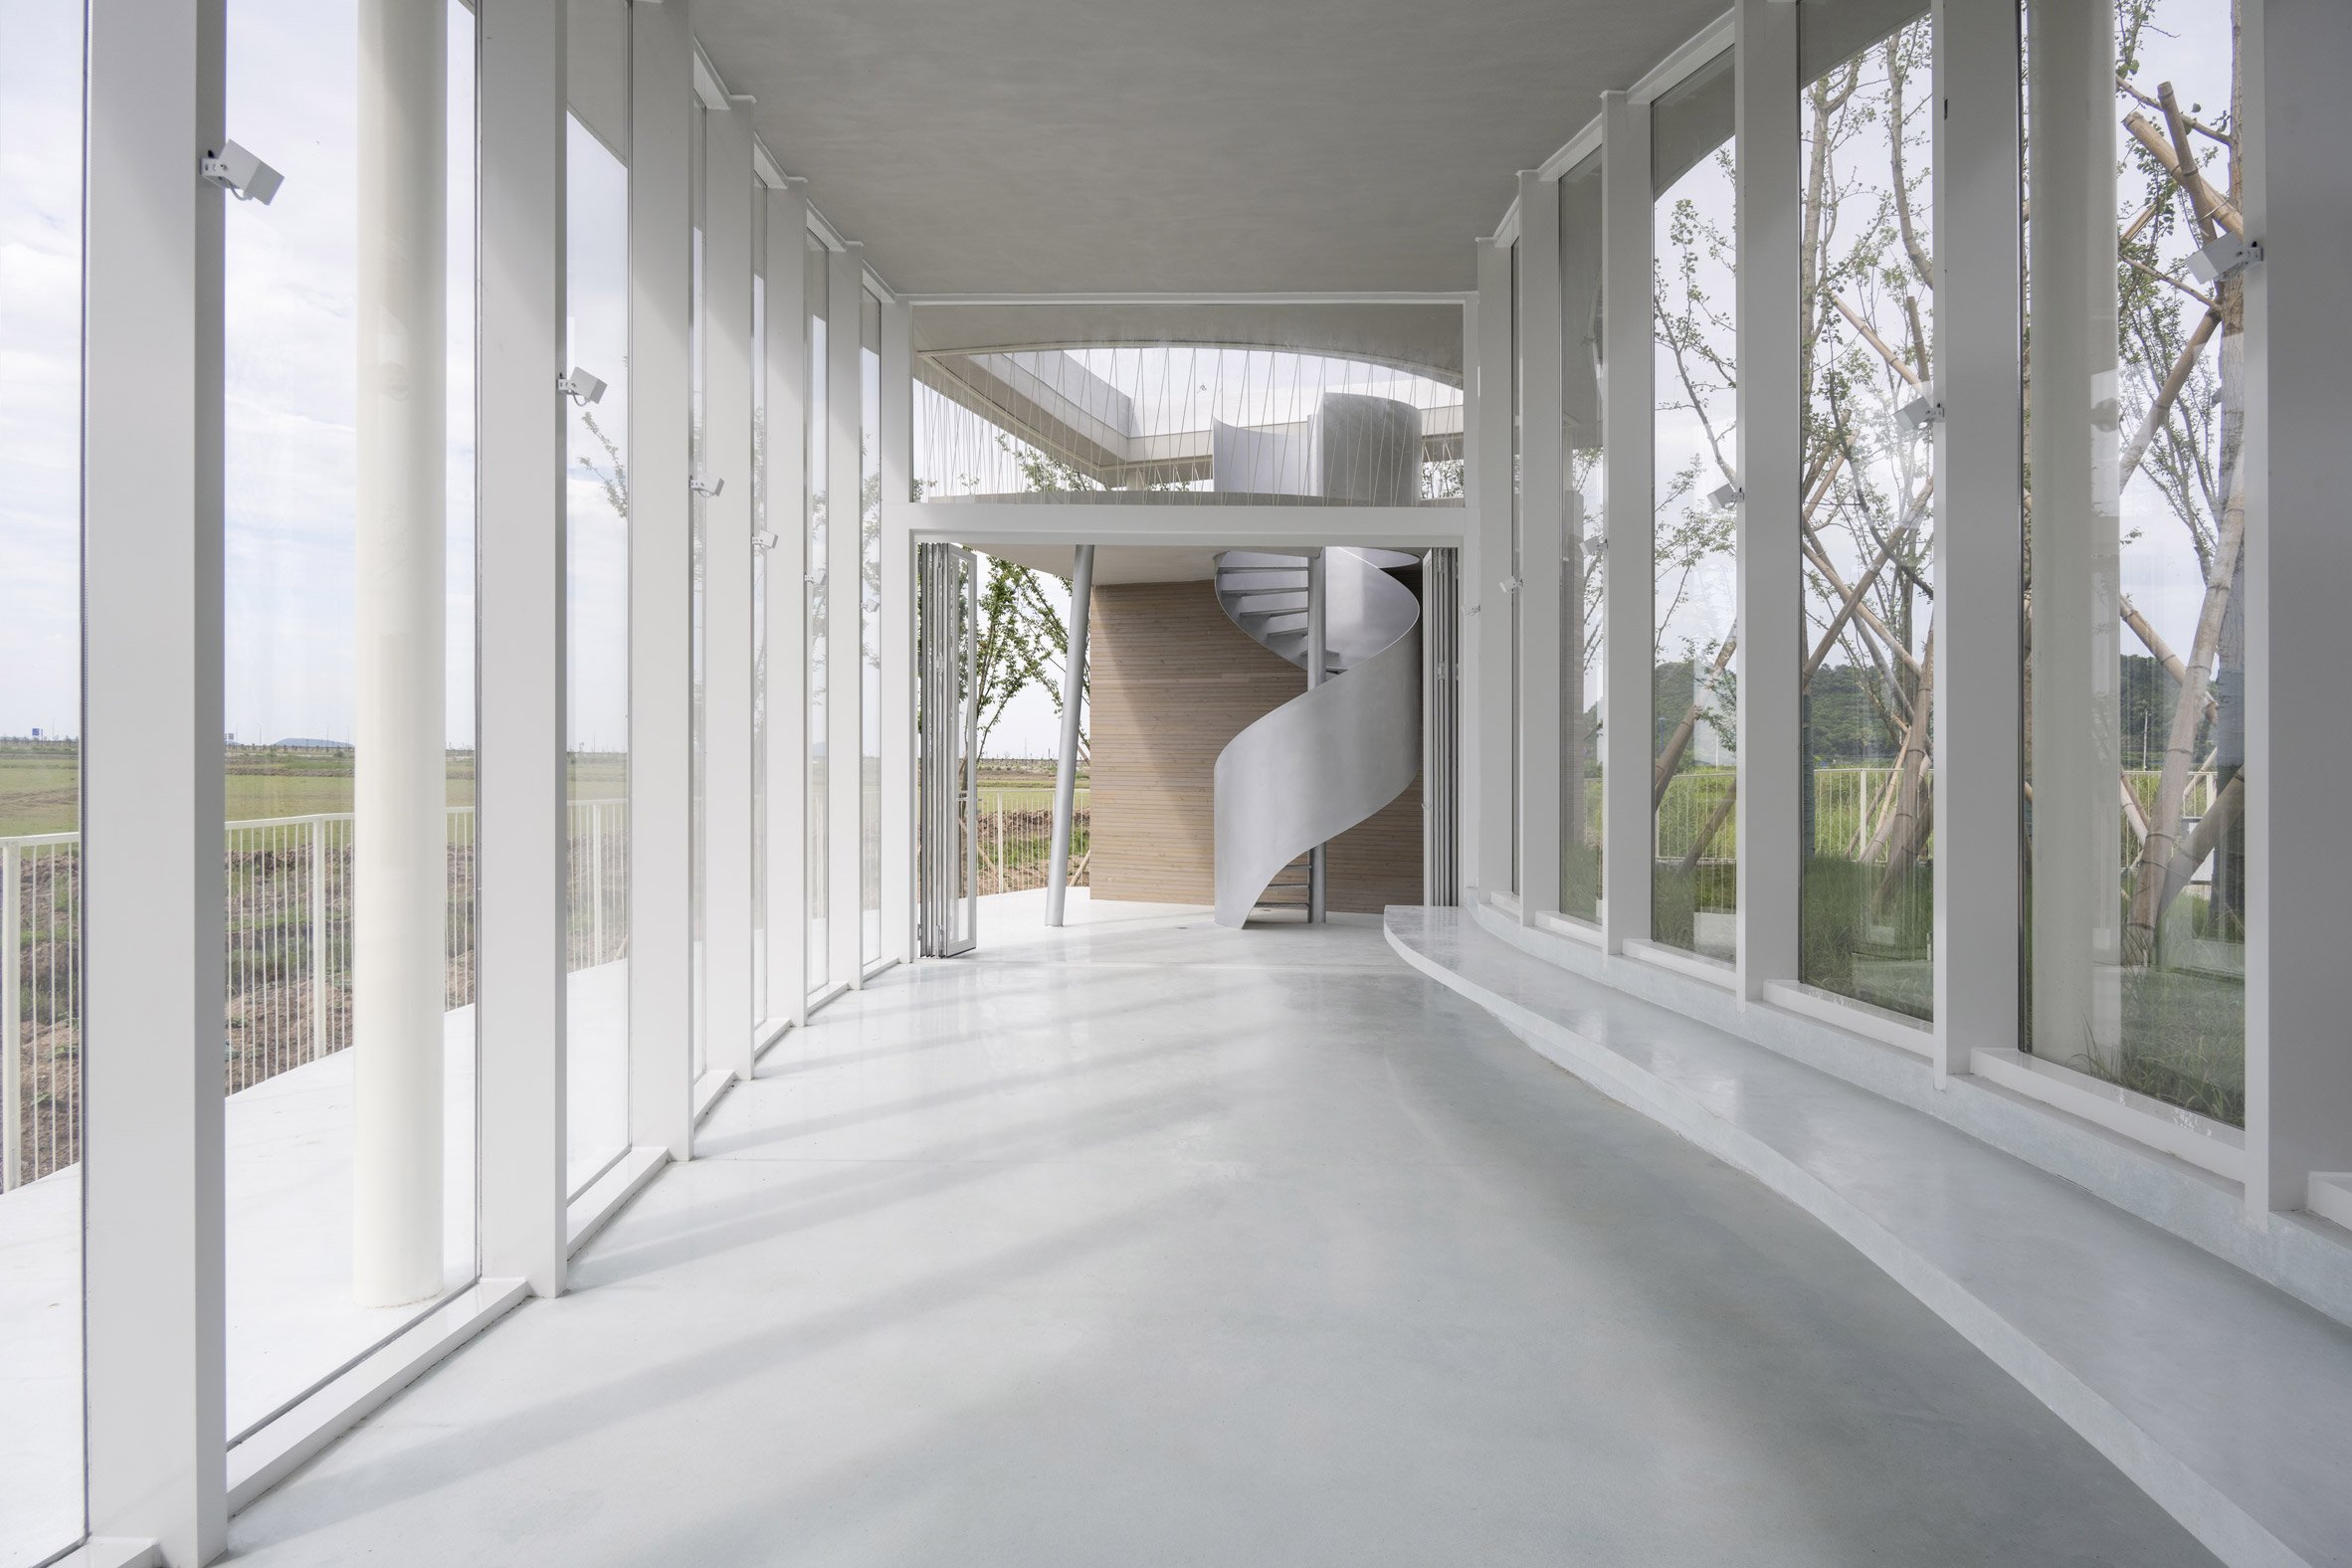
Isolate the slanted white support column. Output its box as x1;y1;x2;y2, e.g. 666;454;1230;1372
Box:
763;178;810;1026
1306;548;1328;921
1468;239;1517;903
351;0;449;1306
1516;169;1565;922
629;0;695;1158
1047;544;1095;927
1600;90;1655;954
1932;0;2025;1082
1733;0;1801;999
703;97;756;1085
477;0;568;1297
2027;0;2123;1071
2245;0;2352;1215
880;298;915;964
84;0;227;1555
827;243;867;986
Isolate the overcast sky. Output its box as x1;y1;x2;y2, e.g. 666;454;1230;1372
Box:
0;0;2237;761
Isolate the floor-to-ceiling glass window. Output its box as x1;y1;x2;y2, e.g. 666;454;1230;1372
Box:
687;102;708;1078
223;0;481;1437
750;187;770;1028
2024;0;2247;1123
1560;150;1606;925
806;240;831;997
860;294;882;966
1796;2;1936;1018
1651;51;1739;962
0;2;87;1554
564;110;631;1193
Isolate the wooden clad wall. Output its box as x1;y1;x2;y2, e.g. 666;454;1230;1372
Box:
1087;579;1423;913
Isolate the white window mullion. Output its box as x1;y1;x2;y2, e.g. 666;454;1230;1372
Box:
1931;0;2025;1082
762;179;811;1027
880;299;915;966
1599;89;1654;954
628;0;696;1158
1733;0;1802;1000
1516;170;1566;921
83;0;229;1556
826;243;866;991
1468;240;1516;902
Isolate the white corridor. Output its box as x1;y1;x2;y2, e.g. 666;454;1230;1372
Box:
221;896;2216;1566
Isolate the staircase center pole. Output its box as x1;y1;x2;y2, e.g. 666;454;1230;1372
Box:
1306;550;1327;922
1047;544;1095;927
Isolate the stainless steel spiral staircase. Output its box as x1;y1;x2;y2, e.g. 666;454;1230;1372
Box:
1211;547;1422;926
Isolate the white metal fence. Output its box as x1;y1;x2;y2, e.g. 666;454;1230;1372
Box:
5;800;627;1192
977;787;1088;894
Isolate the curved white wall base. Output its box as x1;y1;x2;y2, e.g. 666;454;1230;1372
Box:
1386;906;2352;1568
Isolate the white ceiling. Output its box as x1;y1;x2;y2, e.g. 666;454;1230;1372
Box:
689;0;1728;295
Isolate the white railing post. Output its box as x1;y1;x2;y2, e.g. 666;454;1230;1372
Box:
309;814;327;1064
3;840;19;1192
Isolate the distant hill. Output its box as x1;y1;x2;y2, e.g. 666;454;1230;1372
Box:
272;737;352;750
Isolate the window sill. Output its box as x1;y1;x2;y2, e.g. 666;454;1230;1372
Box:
1969;1046;2245;1184
1622;937;1737;989
1762;980;1932;1060
1529;908;1603;948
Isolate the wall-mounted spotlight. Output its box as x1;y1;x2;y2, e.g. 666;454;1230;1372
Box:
1708;482;1744;510
1499;574;1524;595
1897;384;1944;435
2186;233;2262;286
690;475;725;498
753;530;779;552
200;140;284;205
558;367;607;406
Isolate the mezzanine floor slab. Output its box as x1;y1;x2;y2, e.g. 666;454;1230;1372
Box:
220;894;2213;1567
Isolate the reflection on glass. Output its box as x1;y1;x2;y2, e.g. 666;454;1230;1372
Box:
222;0;480;1440
2025;0;2247;1123
806;241;830;995
565;113;630;1191
1797;4;1936;1019
1560;150;1606;924
1651;51;1739;961
0;0;87;1553
862;297;882;965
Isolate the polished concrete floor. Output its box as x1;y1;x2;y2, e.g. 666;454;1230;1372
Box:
222;895;2215;1566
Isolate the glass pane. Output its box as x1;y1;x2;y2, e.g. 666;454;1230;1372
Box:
861;296;882;966
1797;2;1935;1019
0;0;87;1554
1560;149;1606;925
2024;0;2247;1124
565;112;629;1192
223;0;480;1438
909;303;1464;505
1651;51;1739;962
806;241;830;996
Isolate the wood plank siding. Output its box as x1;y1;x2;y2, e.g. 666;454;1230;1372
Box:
1086;579;1422;913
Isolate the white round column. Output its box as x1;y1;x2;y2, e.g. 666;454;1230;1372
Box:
352;0;449;1307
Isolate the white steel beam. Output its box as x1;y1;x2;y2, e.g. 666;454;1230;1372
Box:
880;298;915;964
1599;90;1655;954
762;180;810;1027
1734;0;1800;999
83;0;227;1557
629;0;695;1158
1515;169;1565;921
2245;0;2352;1214
885;501;1465;551
476;0;568;1297
1468;240;1516;902
828;242;867;989
703;98;756;1083
1931;0;2025;1082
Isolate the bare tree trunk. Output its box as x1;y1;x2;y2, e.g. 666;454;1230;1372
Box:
2124;474;2247;964
1871;628;1936;907
1679;779;1736;878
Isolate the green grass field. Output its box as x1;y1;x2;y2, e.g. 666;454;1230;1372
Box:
0;742;639;837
